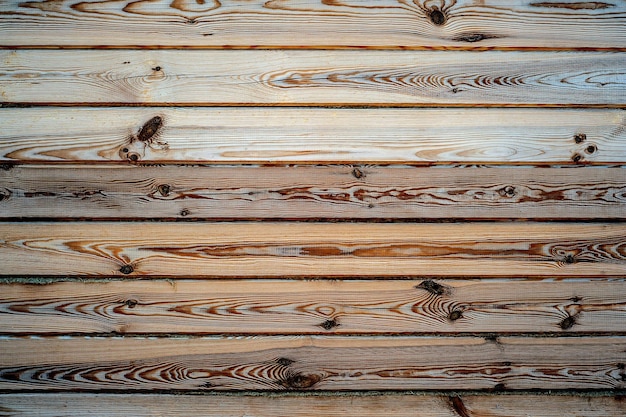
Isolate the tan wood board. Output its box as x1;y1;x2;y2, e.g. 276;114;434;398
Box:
0;222;624;277
1;0;625;48
0;394;624;416
2;165;625;219
1;51;625;105
1;108;624;164
1;336;625;390
1;278;624;334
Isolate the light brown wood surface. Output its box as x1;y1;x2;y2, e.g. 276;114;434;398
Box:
2;165;625;219
1;278;624;334
0;394;624;417
1;0;625;48
1;222;625;277
1;108;624;164
1;336;624;390
1;51;624;105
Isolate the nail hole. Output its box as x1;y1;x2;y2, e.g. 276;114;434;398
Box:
429;8;446;25
119;264;134;275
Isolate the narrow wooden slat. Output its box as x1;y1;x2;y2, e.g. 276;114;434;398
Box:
0;222;624;277
1;279;624;334
1;51;624;105
1;336;624;390
0;394;624;417
2;165;625;219
1;108;624;164
1;0;625;48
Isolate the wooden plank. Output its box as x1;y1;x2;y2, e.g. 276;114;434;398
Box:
1;51;624;105
1;108;625;164
1;336;624;390
0;222;624;277
1;278;624;334
1;0;625;48
2;165;625;219
0;394;624;417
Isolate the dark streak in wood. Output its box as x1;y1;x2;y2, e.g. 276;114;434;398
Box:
453;33;499;43
450;396;472;417
530;2;614;10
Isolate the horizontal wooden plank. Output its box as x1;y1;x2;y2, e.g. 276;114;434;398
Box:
0;222;624;277
1;51;624;105
2;165;625;219
1;0;625;48
0;394;624;417
1;279;625;334
1;336;624;390
1;108;625;164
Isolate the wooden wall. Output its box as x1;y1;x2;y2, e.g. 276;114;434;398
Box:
1;0;625;415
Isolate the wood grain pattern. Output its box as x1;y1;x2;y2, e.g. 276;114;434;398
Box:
1;108;625;164
1;51;624;105
1;336;625;390
1;278;625;334
2;165;625;219
1;0;625;48
0;394;624;417
1;222;624;277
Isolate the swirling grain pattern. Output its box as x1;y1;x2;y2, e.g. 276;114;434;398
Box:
1;394;624;417
0;279;625;334
0;222;624;277
0;336;624;390
1;51;624;105
1;107;624;163
1;0;625;47
1;165;625;219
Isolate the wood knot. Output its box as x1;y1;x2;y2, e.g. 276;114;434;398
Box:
416;279;450;296
0;191;7;202
448;310;463;321
276;357;295;367
429;7;446;25
137;116;163;143
585;144;597;154
280;373;321;389
559;314;577;330
180;208;190;217
562;254;576;264
152;66;162;72
571;153;583;163
320;318;339;331
124;299;138;308
497;186;516;197
157;184;171;197
0;163;14;171
127;152;140;162
352;167;364;179
574;133;586;143
119;264;134;275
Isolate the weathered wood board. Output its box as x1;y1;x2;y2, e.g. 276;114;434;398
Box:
1;0;625;48
2;165;625;219
0;394;624;417
1;336;625;390
1;51;624;105
1;278;624;334
1;222;624;277
1;108;624;164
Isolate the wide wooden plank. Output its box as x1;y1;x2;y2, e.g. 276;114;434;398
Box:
1;279;625;334
1;336;624;390
1;51;624;105
1;0;625;48
0;394;624;417
2;165;625;219
1;108;625;164
0;222;624;277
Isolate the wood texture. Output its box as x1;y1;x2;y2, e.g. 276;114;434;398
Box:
1;108;625;164
1;336;625;390
1;278;625;334
1;0;625;48
0;394;624;417
1;222;625;277
1;51;625;105
2;165;625;219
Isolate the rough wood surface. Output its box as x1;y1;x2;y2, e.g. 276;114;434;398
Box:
1;108;624;164
1;336;625;390
0;394;624;416
1;0;625;48
1;51;624;105
1;222;625;277
1;278;624;334
2;165;625;219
